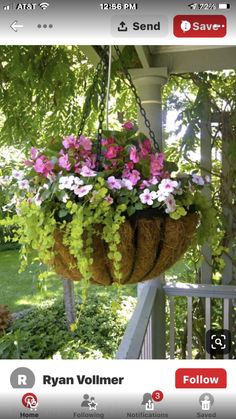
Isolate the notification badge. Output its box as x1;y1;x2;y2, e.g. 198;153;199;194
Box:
174;15;227;37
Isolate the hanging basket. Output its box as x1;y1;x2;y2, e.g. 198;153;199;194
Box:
52;211;198;285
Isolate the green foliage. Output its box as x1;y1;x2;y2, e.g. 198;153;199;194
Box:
0;294;136;359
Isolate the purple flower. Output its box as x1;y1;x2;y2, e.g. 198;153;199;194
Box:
140;188;157;206
107;176;122;190
192;174;204;186
73;184;93;197
80;166;97;177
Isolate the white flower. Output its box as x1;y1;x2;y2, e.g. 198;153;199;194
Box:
59;176;76;190
165;194;176;213
172;181;183;195
73;184;93;197
12;170;25;180
62;193;69;203
140;188;157;206
33;193;42;207
73;177;84;186
121;179;133;190
158;178;178;195
18;179;30;191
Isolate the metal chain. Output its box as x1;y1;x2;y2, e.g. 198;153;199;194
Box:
78;57;106;137
96;46;109;169
114;45;161;153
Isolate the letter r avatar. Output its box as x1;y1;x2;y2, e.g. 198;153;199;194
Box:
18;374;27;385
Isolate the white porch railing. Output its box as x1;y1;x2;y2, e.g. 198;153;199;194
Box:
116;280;236;360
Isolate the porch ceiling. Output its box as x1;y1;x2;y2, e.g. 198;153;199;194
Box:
82;45;236;74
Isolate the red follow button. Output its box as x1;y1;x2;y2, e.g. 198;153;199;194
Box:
174;15;227;37
175;368;227;388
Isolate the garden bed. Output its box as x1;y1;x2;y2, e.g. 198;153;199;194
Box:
0;294;136;359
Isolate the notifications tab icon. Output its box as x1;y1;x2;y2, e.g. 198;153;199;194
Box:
174;15;227;37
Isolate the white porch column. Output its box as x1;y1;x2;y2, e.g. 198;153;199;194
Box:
130;68;168;149
130;68;168;359
130;67;168;297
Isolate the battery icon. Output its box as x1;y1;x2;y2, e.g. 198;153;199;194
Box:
219;3;231;8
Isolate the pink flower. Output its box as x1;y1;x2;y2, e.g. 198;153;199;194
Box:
192;174;204;186
33;156;54;177
34;156;45;173
62;135;79;150
107;176;122;190
101;136;114;147
129;146;139;163
105;195;114;205
80;166;97;177
122;121;134;130
139;180;151;190
140;139;152;157
79;135;92;151
150;153;164;176
104;145;122;160
73;184;93;197
125;169;141;186
58;151;71;171
140;188;157;206
150;177;158;185
165;195;176;213
30;147;39;159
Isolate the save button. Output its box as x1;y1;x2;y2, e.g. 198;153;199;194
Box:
175;368;227;388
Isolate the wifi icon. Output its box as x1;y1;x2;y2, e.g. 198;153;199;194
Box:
39;2;49;10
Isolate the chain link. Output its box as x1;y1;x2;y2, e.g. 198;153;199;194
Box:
96;46;109;170
114;46;161;153
78;59;104;138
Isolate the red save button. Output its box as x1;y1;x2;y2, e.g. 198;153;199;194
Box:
176;368;227;388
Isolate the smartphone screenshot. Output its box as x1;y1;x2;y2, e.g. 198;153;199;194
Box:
0;1;235;418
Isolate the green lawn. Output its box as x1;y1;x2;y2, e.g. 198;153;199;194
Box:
0;249;137;313
0;250;63;311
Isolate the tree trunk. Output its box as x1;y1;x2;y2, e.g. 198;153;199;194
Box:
63;279;76;329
